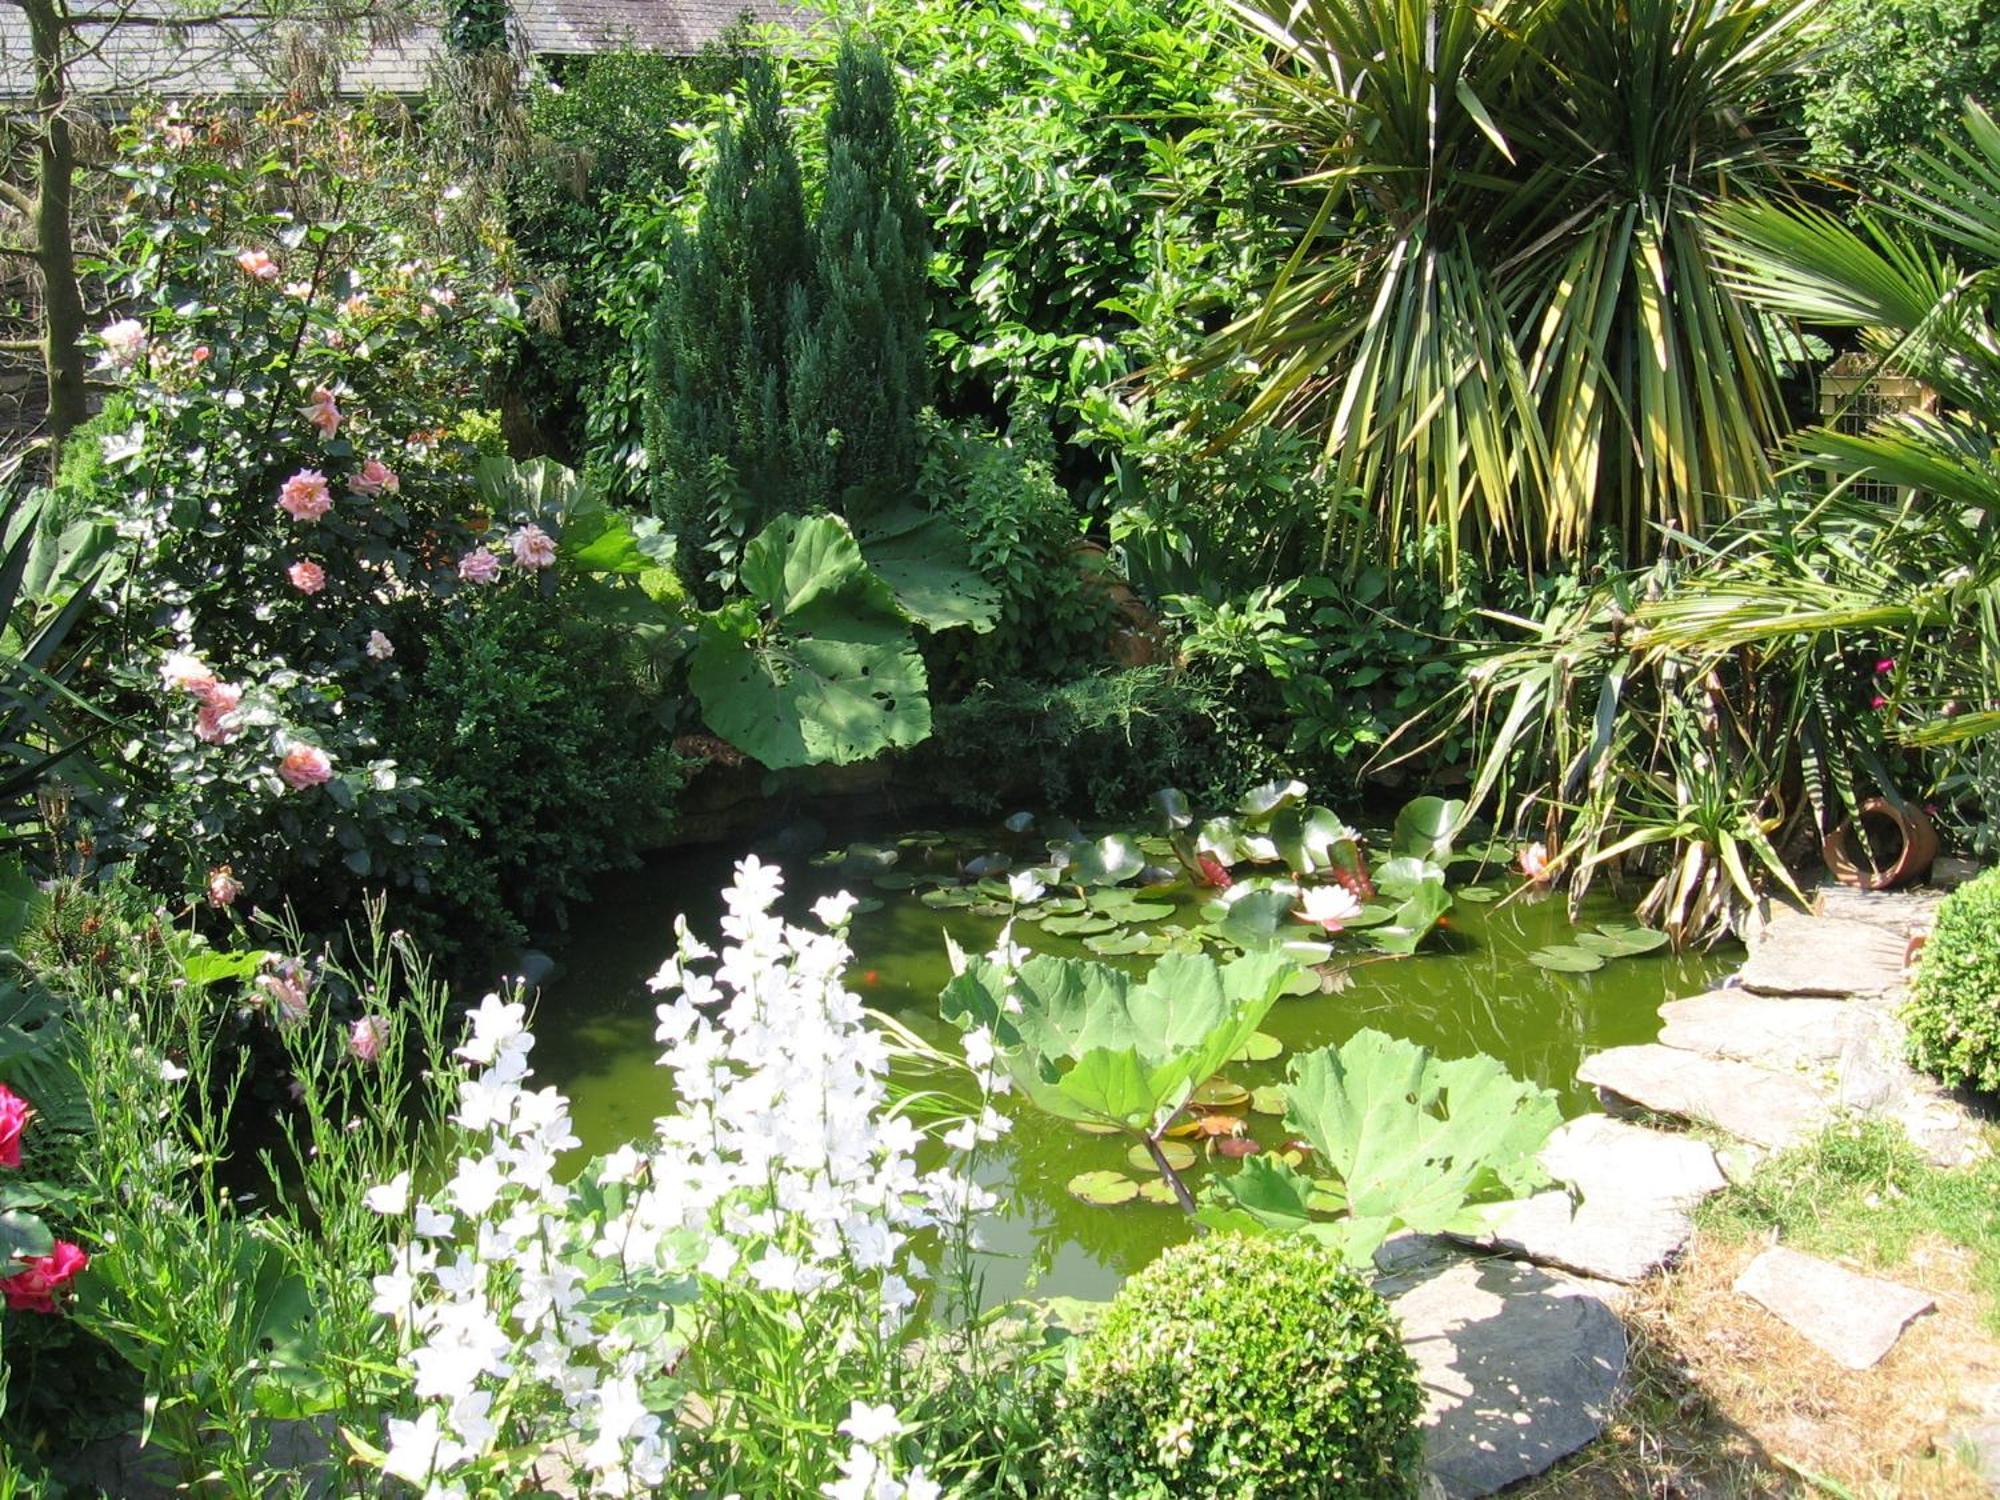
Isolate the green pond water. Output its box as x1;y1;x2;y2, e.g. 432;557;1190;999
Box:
532;830;1734;1307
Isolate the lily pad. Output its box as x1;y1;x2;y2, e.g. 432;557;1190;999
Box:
967;901;1013;918
921;887;981;910
1154;787;1194;831
1192;1079;1250;1111
1578;922;1670;957
1041;913;1122;938
1068;1171;1139;1206
1528;944;1607;973
1073;1120;1121;1136
1237;778;1309;821
1249;1085;1287;1116
1230;1031;1284;1063
872;873;923;891
1281;970;1324;997
1138;1178;1181;1206
1128;1141;1197;1174
1453;885;1500;903
1088;891;1175;922
1064;834;1146;887
1003;811;1037;833
1085;930;1171;957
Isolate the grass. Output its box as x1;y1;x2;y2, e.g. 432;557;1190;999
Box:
1699;1118;2000;1333
1518;1118;2000;1497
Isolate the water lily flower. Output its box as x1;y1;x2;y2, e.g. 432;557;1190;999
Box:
300;387;342;438
510;524;557;570
0;1240;88;1313
1298;884;1363;931
1007;871;1046;905
366;629;395;660
348;458;399;496
206;865;242;908
277;468;333;522
458;549;501;586
288;560;327;595
1519;842;1552;884
277;741;334;791
236;247;279;280
0;1083;31;1167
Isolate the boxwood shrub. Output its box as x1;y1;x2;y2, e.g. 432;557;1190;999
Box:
1907;867;2000;1093
1059;1234;1425;1498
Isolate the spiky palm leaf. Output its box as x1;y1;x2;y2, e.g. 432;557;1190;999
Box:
1189;0;1816;570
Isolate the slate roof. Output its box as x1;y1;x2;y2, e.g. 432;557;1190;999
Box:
0;0;803;103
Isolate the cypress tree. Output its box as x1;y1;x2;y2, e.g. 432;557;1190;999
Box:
787;41;931;513
647;55;814;595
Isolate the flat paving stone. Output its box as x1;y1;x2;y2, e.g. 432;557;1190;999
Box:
1657;991;1855;1071
1734;1245;1935;1369
1577;1043;1834;1150
1389;1256;1626;1498
1459;1115;1726;1283
1739;908;1909;997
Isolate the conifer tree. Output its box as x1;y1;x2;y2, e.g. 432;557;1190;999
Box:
787;42;931;513
646;55;813;594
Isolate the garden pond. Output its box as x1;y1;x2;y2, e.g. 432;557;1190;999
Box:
533;820;1733;1306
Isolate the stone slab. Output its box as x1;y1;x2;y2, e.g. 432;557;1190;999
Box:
1577;1044;1834;1151
1657;992;1856;1071
1946;1420;2000;1488
1739;908;1909;997
1734;1246;1934;1369
1459;1115;1727;1283
1390;1256;1627;1498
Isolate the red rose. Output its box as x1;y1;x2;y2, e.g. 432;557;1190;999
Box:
1;1240;89;1313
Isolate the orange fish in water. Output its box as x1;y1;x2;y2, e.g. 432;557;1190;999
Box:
863;970;880;986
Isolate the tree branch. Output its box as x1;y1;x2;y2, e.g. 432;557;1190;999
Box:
0;178;31;215
0;242;41;260
0;337;44;351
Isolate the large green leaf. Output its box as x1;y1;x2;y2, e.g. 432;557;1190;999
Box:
941;948;1299;1134
689;515;932;769
1208;1029;1560;1265
1391;796;1467;862
856;506;1001;633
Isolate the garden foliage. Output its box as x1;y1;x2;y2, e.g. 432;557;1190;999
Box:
1059;1234;1426;1498
1906;868;2000;1093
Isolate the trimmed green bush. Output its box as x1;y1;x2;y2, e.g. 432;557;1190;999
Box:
1059;1235;1424;1498
1907;867;2000;1094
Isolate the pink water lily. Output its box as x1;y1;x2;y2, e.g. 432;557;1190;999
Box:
1519;842;1552;884
1298;884;1363;932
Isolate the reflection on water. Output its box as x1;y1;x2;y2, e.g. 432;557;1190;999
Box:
531;834;1734;1305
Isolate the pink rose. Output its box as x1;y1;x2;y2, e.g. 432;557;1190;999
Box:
0;1083;31;1168
1;1240;89;1314
277;742;333;791
190;345;211;365
206;865;242;908
277;469;333;522
195;704;239;745
510;524;558;570
349;1014;390;1064
159;651;216;700
458;549;501;586
347;459;399;497
300;387;342;439
98;319;148;368
365;629;394;661
237;248;279;281
288;560;326;595
199;681;241;713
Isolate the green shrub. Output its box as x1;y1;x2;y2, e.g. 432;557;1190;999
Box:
1058;1235;1425;1498
1800;0;2000;168
1907;867;2000;1093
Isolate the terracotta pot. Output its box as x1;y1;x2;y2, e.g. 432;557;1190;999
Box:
1821;797;1940;891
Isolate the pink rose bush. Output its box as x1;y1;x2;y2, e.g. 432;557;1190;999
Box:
287;560;327;595
277;741;334;790
365;860;991;1497
0;1083;87;1316
510;524;557;570
300;386;343;438
457;548;501;586
347;458;399;496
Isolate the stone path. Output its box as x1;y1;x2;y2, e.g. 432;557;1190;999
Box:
1398;880;1993;1495
1574;897;1986;1169
1734;1245;1935;1369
